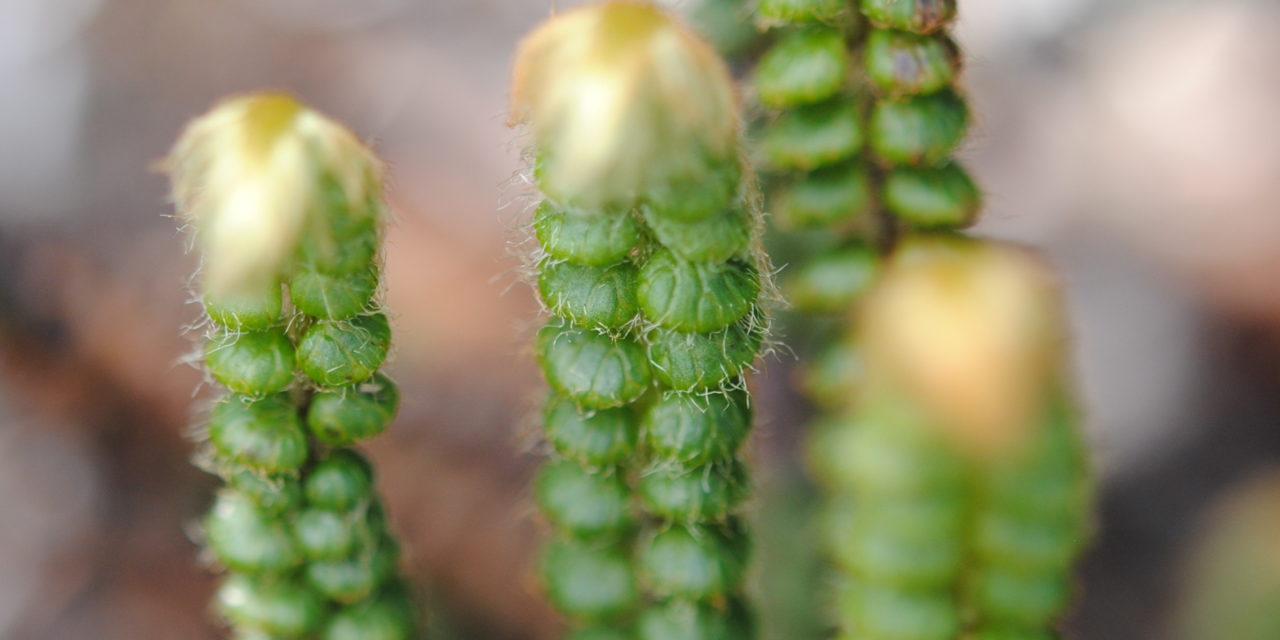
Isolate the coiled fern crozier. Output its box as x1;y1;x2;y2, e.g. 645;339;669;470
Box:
510;3;771;638
168;93;415;639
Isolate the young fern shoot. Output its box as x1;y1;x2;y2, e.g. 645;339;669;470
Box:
511;2;770;637
811;238;1091;640
168;93;416;640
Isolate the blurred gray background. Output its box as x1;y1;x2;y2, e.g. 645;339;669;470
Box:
1;0;1278;638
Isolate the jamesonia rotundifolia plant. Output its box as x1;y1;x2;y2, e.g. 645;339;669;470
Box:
167;93;416;639
809;238;1092;640
510;2;773;638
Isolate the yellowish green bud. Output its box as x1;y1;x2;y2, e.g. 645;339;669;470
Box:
166;92;383;321
859;238;1064;456
509;1;739;211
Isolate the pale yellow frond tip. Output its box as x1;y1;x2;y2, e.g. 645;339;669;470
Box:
860;237;1066;457
164;92;382;302
510;1;739;208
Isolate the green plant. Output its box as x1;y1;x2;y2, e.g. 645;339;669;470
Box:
809;239;1091;639
168;93;415;639
751;0;977;386
510;2;771;637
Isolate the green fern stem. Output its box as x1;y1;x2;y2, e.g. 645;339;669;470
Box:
529;75;764;640
754;0;880;330
513;3;770;637
752;0;978;402
170;94;416;639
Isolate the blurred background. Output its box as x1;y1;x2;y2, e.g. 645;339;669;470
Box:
1;0;1279;638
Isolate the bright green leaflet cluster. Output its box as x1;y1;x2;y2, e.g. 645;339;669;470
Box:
754;0;879;333
857;0;977;234
175;96;416;640
532;160;762;639
752;0;978;405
